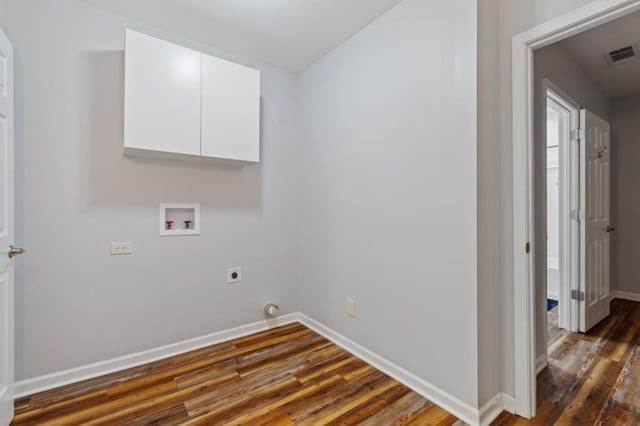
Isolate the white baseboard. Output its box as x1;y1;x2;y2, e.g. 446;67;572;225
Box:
297;314;484;426
478;393;505;426
536;353;547;374
14;313;301;398
473;392;516;425
611;290;640;302
501;393;517;414
15;312;499;426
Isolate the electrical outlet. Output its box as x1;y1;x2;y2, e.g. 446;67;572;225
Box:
111;242;133;255
227;267;242;284
347;298;356;317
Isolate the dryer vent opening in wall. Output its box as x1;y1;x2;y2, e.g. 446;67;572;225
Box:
607;45;639;65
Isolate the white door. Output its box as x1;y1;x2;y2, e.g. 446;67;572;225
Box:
579;109;611;332
0;27;15;426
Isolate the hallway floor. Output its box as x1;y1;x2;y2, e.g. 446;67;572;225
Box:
493;298;640;425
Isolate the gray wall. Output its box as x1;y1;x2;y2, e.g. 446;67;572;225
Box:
533;43;611;362
9;0;485;411
9;0;620;407
0;0;6;28
298;0;479;407
8;0;300;380
611;95;640;295
477;0;502;407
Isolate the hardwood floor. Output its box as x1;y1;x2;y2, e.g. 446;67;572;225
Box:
493;298;640;425
546;305;564;347
15;300;640;425
12;322;462;425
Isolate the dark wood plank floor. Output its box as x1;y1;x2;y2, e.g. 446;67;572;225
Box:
493;298;640;425
12;322;462;425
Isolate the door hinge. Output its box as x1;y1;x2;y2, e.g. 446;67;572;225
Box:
571;289;585;301
571;209;584;222
525;242;530;254
571;129;585;141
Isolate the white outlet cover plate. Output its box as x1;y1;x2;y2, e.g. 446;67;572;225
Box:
111;242;133;255
347;298;356;317
227;267;242;284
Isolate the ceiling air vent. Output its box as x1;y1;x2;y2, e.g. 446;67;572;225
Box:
607;45;639;65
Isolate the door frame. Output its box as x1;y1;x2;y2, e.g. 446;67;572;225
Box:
511;0;640;418
543;80;580;337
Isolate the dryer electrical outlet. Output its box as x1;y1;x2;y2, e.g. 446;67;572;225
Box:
227;267;242;284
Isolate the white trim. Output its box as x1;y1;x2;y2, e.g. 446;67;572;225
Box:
14;313;494;425
477;393;506;426
297;314;484;425
511;0;640;418
536;353;547;374
14;313;301;398
501;393;517;414
611;290;640;302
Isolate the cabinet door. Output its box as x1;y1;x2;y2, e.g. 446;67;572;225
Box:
125;30;201;156
201;54;260;163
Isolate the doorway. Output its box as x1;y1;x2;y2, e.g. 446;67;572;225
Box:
540;84;584;376
542;83;612;348
511;0;639;417
544;85;579;353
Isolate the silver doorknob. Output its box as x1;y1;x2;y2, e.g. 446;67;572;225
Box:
8;245;25;258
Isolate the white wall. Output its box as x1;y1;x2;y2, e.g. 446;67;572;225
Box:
7;0;300;380
533;43;611;362
611;95;640;295
298;0;479;407
487;0;615;396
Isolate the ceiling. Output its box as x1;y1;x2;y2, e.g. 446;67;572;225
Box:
560;10;640;98
81;0;403;73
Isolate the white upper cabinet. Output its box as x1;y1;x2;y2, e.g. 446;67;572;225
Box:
124;30;202;156
124;30;261;165
201;55;260;163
